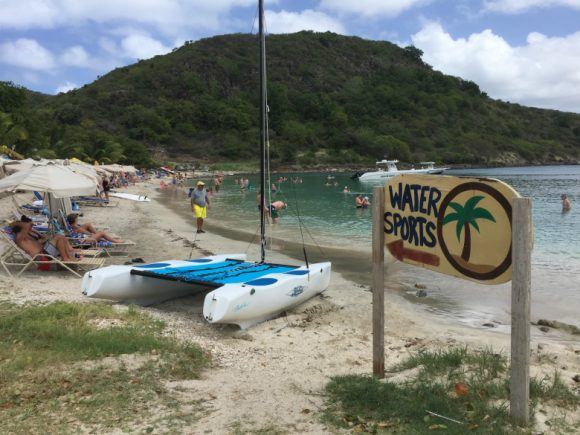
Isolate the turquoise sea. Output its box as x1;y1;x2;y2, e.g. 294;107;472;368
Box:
196;165;580;330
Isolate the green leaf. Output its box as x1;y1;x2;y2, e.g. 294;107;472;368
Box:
443;212;459;225
471;220;480;233
473;207;496;222
464;196;484;212
448;202;464;214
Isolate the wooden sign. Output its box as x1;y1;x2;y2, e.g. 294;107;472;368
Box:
384;174;520;284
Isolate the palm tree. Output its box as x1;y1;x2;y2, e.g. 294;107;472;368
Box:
443;195;496;262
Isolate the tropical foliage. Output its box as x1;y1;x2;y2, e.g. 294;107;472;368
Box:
1;31;580;166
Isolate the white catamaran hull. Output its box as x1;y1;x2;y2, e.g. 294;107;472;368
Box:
203;262;331;329
81;254;247;306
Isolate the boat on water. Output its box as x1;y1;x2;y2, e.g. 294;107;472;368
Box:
353;160;449;181
80;0;332;329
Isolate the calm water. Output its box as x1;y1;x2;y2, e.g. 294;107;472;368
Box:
203;166;580;329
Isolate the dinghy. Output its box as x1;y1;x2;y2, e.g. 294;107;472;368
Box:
81;0;331;328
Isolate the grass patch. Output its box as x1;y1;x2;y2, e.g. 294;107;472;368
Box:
324;347;578;434
0;302;210;432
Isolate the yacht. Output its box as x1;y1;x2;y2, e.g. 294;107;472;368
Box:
353;159;448;181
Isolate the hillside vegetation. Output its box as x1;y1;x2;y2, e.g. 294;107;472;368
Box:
1;31;580;167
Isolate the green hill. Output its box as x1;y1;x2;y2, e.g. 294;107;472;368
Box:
1;31;580;167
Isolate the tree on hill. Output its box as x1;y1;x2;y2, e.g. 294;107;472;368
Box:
0;32;579;166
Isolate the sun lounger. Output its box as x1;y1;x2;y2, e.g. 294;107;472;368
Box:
74;196;118;207
0;227;105;278
57;211;135;255
11;209;49;225
11;196;47;217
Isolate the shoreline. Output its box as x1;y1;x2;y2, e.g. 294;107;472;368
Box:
196;161;580;175
160;181;580;332
1;180;578;432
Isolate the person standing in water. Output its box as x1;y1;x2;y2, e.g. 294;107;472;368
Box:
561;194;571;211
191;181;210;233
269;201;287;223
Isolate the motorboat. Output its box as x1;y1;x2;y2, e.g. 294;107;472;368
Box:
354;159;448;181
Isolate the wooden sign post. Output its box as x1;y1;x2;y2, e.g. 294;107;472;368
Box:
371;174;532;426
372;186;385;378
510;198;532;425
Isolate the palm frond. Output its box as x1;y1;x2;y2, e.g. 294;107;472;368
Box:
443;212;460;225
464;195;484;212
473;207;496;222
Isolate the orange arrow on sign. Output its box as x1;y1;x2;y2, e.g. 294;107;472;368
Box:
387;239;440;267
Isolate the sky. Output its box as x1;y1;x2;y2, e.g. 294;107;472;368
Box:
0;0;579;113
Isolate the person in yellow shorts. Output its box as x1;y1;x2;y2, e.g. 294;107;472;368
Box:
191;181;210;233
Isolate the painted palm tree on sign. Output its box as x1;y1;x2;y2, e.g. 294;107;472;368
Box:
443;195;496;262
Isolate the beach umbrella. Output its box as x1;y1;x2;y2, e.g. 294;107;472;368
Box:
121;165;137;174
69;163;101;184
69;157;88;165
3;158;40;175
0;163;97;198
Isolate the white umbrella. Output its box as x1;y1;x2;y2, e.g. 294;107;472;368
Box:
3;158;40;175
69;163;101;184
121;165;137;174
0;163;98;198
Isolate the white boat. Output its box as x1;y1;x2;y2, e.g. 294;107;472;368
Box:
356;159;448;181
80;0;332;329
203;262;331;329
419;161;449;175
81;254;245;306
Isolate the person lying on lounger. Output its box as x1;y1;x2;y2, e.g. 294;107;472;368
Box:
10;221;82;262
66;213;123;243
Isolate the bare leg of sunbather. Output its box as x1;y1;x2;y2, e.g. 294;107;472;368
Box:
80;223;97;233
92;231;123;243
51;235;77;261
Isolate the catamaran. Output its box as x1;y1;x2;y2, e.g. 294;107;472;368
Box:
80;0;331;329
354;159;448;181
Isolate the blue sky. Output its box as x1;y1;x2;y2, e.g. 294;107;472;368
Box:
0;0;579;112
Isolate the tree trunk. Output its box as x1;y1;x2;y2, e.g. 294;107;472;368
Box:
461;224;471;262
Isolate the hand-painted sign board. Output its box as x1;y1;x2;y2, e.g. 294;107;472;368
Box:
384;174;521;284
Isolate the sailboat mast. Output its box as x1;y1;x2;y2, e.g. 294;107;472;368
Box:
258;0;266;262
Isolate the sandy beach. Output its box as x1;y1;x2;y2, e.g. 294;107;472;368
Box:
1;179;578;433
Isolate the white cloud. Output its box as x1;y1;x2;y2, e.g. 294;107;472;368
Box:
0;0;261;35
483;0;580;13
411;22;580;112
121;34;172;60
55;81;77;93
60;45;91;67
319;0;432;17
265;9;345;34
0;38;55;70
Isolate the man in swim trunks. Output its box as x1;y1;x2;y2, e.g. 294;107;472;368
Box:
191;181;210;233
10;221;80;261
269;201;287;224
